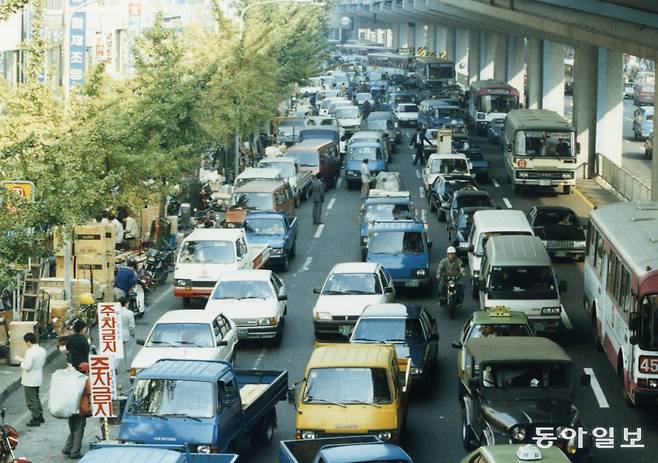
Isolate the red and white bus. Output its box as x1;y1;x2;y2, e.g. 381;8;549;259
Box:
467;80;520;134
584;201;658;406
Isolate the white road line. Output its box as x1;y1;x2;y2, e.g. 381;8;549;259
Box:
502;197;512;208
253;348;267;369
327;198;336;210
421;209;427;222
415;170;421;178
560;308;574;330
302;256;312;271
491;178;500;188
337;178;343;188
314;224;325;239
584;368;610;408
419;187;425;199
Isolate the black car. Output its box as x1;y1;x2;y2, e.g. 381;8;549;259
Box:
448;206;494;256
528;206;586;261
447;190;494;226
428;174;478;220
460;337;592;462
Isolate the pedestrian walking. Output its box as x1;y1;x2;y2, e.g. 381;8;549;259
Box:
362;99;372;120
62;362;91;459
311;173;325;225
109;213;124;250
16;333;46;427
360;159;372;200
65;320;90;372
410;128;431;166
118;297;136;371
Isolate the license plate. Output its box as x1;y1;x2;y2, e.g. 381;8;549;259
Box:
338;325;353;337
555;251;567;257
237;328;249;338
405;280;421;288
539;179;551;186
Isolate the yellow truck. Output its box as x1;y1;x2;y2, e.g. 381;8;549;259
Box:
291;344;411;443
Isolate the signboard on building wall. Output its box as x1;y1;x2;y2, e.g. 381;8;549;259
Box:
69;0;86;90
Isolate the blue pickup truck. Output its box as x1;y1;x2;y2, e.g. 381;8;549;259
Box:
81;444;238;462
279;436;413;463
243;211;298;271
344;143;388;190
359;191;415;260
365;220;432;289
119;359;288;454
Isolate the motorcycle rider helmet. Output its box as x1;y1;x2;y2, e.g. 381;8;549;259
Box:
79;292;95;306
446;246;456;254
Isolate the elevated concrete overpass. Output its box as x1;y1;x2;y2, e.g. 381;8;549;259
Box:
335;0;658;201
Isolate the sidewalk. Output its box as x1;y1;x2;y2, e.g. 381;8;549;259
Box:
573;178;620;209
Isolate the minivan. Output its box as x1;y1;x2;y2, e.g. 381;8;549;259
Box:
225;180;294;226
286;139;341;188
344;142;388;190
478;235;566;332
634;83;654;106
633;106;654;140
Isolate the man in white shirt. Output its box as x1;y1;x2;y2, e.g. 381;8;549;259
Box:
110;213;124;250
16;333;46;427
123;215;140;249
360;158;372;200
118;297;136;371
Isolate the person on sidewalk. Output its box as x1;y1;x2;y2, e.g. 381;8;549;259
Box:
65;320;90;372
310;173;325;225
15;333;46;427
62;362;91;460
410;128;431;166
360;158;372;200
118;297;135;371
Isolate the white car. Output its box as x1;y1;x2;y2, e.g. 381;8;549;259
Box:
312;262;395;338
205;270;287;345
422;153;472;194
394;103;418;127
130;310;238;379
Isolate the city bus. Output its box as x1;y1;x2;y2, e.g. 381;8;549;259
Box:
366;52;415;77
414;57;456;95
339;43;393;62
467;80;519;134
584;201;658;407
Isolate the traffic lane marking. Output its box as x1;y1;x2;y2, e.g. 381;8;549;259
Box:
314;224;325;239
560;308;574;330
491;178;500;188
502;197;512;208
584;367;610;408
302;256;312;271
419;187;425;199
416;170;420;178
337;178;342;188
572;186;596;210
327;198;336;210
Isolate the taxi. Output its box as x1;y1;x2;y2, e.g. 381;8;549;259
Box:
461;444;571;463
452;307;535;381
359;190;415;259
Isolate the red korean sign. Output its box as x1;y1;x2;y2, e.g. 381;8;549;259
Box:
97;303;124;360
89;355;117;417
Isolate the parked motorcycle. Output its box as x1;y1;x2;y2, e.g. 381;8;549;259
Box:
128;280;146;319
0;409;30;463
144;248;169;286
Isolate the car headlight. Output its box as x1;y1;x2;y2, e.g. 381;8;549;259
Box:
512;426;526;442
301;430;317;440
561;172;574;179
270;248;285;256
541;306;561;315
175;279;190;287
410;367;423;376
258;317;277;326
517;171;529;178
574;241;586;248
414;268;427;277
360;236;368;246
376;431;392;440
347;170;359;177
315;311;332;320
196;445;211;454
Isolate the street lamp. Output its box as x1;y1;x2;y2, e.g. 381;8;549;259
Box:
232;0;325;180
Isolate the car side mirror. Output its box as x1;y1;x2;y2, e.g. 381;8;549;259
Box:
313;287;321;294
384;286;394;294
217;340;228;347
451;341;462;349
580;373;591;386
278;294;288;301
559;280;567;292
136;339;145;346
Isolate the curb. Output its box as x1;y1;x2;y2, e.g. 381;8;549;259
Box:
573;185;597;210
0;340;61;406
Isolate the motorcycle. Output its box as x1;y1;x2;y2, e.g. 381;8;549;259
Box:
128;272;148;319
0;409;30;463
442;276;462;319
144;248;169;286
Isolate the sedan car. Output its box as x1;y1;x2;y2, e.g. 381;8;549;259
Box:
205;270;288;345
130;310;238;379
447;189;494;226
528;206;586;261
448;206;494;256
351;303;438;383
428;174;478;220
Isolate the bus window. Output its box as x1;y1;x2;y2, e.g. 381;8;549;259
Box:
639;295;658;351
595;232;604;276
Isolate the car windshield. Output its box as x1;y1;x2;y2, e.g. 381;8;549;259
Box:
438;180;473;194
364;203;413;222
398;104;418;112
288;150;318;167
369;231;425;254
244;218;285;235
476;94;518;113
468;323;533;341
303;368;392;404
435;107;461;119
533;209;579;227
335;108;360;119
428;64;454;79
146;323;214;348
229;192;274;210
430;158;468;174
639;294;658;351
455;195;492;209
128;379;214;418
488;266;558;299
234;177;277;189
212;280;273;300
517;131;574;157
260;161;295;177
178;240;234;264
352;318;425;344
481;362;572;389
323;272;381;295
366;120;390;131
349;146;382;161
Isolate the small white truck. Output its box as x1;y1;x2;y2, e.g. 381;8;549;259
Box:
259;156;312;206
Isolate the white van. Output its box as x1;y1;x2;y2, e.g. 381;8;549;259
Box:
422;153;472;194
467;209;533;296
478;235;567;332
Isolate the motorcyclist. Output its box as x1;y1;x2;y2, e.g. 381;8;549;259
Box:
436;246;465;305
113;258;138;301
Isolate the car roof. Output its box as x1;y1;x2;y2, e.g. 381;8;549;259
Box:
320;443;411;461
371;220;424;231
472;209;531;232
531;206;575;214
307;344;396;369
184;228;243;242
260;156;297;164
478;444;571;462
364;196;411;205
80;447;185;463
331;262;380;274
428;153;468;161
155;310;220;324
471;309;531;325
138;359;232;382
234;180;287;193
216;269;273;282
367;111;395;119
351;131;384;139
236;168;281;178
465;337;572;363
360;303;423;319
245;211;289;220
485;235;551;266
454;190;490;198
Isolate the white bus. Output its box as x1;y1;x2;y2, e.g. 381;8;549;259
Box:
502;109;578;194
584;201;658;406
467;79;519;134
366;52;415;77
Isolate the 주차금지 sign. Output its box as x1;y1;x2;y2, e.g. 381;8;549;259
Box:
97;302;124;360
89;355;117;417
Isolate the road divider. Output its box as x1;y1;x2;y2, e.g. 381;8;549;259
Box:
584;367;610;408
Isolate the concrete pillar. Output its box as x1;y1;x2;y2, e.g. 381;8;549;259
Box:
391;24;400;49
399;23;410;49
455;28;468;85
427;24;437;53
573;45;598;178
595;48;624;167
526;37;542;109
468;29;480;85
479;31;494;80
414;23;426;50
542;40;565;115
445;26;455;61
652;77;658;200
493;33;508;82
507;35;525;106
435;26;448;56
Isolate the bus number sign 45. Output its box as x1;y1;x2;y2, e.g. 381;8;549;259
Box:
638;356;658;374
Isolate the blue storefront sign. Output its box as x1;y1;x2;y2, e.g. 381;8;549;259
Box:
69;0;86;90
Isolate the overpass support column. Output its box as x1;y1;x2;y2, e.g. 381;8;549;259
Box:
507;35;525;106
493;33;508;82
435;26;448;57
414;23;426;51
526;37;542;109
542;40;565;115
479;31;494;80
391;23;400;49
427;24;437;54
573;45;597;178
653;78;658;200
468;29;480;85
399;22;410;49
455;28;468;86
595;48;623;167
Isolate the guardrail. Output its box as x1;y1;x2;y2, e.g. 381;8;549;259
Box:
596;153;651;201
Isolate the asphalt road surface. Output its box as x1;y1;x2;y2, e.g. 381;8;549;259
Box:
4;127;657;463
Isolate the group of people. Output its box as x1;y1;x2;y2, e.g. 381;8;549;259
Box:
94;207;140;251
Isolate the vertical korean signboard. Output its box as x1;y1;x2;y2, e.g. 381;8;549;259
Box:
69;0;87;90
97;302;124;360
92;302;123;418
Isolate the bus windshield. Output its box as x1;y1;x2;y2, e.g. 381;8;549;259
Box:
476;94;518;113
435;107;461;119
428;64;454;79
640;294;658;351
488;266;558;300
517;131;574;158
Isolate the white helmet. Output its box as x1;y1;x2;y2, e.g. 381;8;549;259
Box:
447;246;456;254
